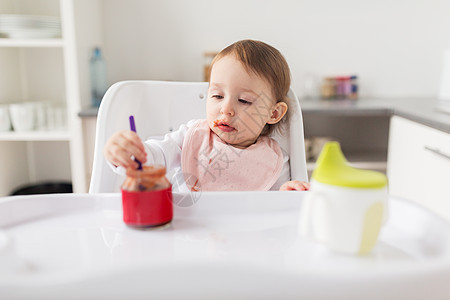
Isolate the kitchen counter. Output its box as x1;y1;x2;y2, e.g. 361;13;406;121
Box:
300;98;450;134
79;97;450;133
78;106;99;118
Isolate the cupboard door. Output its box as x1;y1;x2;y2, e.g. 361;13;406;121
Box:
387;116;450;221
421;123;450;220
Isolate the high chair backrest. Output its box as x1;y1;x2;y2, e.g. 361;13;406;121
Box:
89;80;308;193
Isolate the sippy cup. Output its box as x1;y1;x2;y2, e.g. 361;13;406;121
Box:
121;165;173;228
299;142;388;255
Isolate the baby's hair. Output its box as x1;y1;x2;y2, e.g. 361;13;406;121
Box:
210;39;291;136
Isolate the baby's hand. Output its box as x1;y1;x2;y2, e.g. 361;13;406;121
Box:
104;130;147;169
280;180;310;191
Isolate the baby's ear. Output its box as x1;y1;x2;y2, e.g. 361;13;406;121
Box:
267;102;288;124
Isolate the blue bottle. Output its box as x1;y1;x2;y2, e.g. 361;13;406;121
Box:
90;47;108;107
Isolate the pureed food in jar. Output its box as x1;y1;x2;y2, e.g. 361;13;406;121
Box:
121;165;173;227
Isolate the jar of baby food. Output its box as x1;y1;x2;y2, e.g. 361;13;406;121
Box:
121;165;173;228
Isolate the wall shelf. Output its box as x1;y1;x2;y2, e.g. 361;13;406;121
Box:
0;131;71;141
0;38;64;47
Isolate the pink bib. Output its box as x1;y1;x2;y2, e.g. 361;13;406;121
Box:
181;120;283;191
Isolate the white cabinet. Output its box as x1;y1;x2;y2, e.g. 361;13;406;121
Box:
0;0;102;195
387;116;450;221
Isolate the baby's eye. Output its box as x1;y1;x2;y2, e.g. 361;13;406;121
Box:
238;99;252;105
212;95;223;99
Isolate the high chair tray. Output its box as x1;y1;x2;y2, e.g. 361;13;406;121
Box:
1;192;449;299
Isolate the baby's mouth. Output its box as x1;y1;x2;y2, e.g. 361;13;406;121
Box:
213;120;236;133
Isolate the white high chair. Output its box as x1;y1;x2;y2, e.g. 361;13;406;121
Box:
89;80;308;193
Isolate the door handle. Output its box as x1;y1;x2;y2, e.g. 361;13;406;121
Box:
424;146;450;160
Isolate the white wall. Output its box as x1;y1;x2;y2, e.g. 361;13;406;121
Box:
100;0;450;99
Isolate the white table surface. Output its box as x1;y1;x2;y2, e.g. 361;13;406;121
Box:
1;191;450;300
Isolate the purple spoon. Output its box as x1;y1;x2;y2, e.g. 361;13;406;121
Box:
129;115;142;170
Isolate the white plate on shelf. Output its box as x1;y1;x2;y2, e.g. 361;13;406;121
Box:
0;192;449;299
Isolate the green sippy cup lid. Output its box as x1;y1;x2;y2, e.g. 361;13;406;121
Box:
311;142;387;189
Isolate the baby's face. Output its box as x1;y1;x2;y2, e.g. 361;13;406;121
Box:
206;55;276;149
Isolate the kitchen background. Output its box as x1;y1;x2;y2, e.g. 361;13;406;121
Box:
101;0;450;98
1;0;450;197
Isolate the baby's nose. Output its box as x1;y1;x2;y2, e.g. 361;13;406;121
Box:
220;98;235;116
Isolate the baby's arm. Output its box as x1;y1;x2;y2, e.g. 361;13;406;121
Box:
104;130;147;169
279;180;310;191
